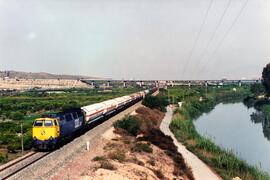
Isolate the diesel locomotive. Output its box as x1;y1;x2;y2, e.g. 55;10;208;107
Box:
32;88;156;150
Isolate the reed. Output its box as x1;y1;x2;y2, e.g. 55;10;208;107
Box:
168;86;270;180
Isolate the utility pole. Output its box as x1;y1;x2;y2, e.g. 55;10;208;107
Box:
21;122;24;154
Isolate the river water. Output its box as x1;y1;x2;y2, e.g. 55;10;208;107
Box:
193;102;270;172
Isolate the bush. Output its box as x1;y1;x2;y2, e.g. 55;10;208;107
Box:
23;132;33;150
142;95;169;112
132;142;153;153
7;141;21;153
114;116;141;136
10;112;24;121
154;169;164;179
0;153;7;163
93;156;107;161
107;150;126;162
99;161;117;170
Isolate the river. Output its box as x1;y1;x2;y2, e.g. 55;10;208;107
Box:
193;102;270;172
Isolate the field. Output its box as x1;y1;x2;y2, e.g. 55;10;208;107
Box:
0;87;141;163
164;85;270;180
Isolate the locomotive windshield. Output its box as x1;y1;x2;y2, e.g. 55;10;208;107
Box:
34;120;43;127
44;120;53;127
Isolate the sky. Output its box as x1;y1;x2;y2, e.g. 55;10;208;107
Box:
0;0;269;80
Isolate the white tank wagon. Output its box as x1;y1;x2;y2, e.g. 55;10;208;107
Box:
81;103;107;123
129;93;139;101
102;99;118;116
122;95;132;104
32;88;158;150
114;97;127;109
81;88;156;124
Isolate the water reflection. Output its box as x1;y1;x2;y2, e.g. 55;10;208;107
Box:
251;112;270;141
194;103;270;172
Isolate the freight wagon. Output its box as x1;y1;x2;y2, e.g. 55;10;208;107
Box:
32;88;157;150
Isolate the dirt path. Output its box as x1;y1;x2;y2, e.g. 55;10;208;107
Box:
160;106;222;180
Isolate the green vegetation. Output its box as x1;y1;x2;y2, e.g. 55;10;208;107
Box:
168;85;270;180
132;142;153;153
262;63;270;96
250;83;265;96
0;153;7;163
108;150;126;162
113;116;141;136
262;105;270;119
0;88;140;120
114;105;194;179
142;93;169;112
99;160;117;170
92;156;107;161
0;87;141;160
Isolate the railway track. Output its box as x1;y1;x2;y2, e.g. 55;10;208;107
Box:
0;91;159;179
0;152;50;180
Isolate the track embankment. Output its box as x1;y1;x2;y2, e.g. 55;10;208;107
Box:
160;106;222;180
9;101;144;180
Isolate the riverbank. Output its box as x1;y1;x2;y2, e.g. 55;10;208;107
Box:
160;106;221;180
167;86;270;180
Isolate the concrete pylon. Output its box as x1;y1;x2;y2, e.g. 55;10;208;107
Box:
155;81;159;88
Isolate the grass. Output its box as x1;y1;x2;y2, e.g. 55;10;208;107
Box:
0;153;7;163
92;156;107;161
0;87;141;160
113;106;194;180
107;150;126;162
138;129;194;180
168;86;270;180
113;116;141;136
132;142;153;153
99;161;117;170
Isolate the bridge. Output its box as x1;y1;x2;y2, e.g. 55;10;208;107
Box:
81;79;261;88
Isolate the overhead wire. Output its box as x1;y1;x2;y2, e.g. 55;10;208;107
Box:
192;0;233;79
181;0;214;79
197;0;249;76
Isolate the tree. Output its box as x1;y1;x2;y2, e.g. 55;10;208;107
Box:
262;63;270;96
11;112;24;121
142;95;169;112
250;83;265;96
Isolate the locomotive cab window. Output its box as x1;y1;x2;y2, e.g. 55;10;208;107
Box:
44;120;53;127
54;120;58;126
34;120;43;127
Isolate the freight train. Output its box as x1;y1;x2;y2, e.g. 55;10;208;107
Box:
32;88;157;150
